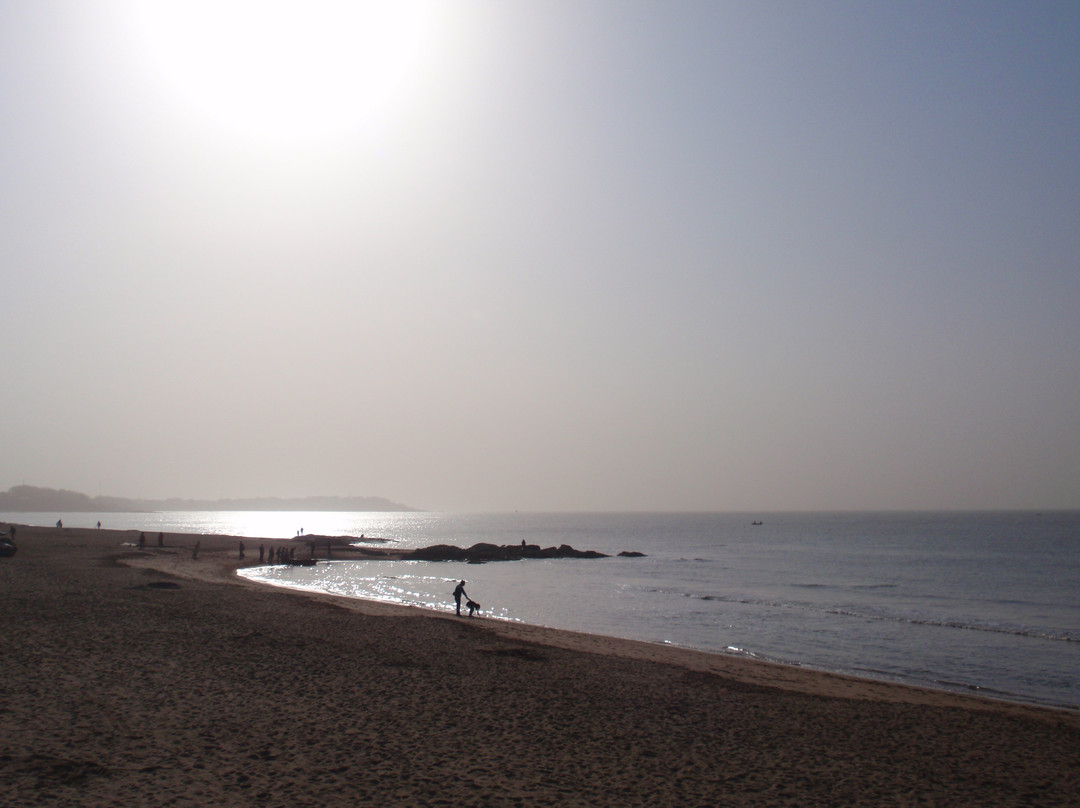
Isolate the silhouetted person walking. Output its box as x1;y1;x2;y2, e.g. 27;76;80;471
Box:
453;580;469;616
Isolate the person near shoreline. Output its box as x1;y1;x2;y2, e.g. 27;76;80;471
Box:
453;580;469;616
0;525;15;557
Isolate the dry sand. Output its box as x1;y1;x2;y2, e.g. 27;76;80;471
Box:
2;524;1078;807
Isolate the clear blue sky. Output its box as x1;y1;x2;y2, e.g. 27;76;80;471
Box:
2;1;1078;511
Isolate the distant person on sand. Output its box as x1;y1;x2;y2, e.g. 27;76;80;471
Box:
453;580;469;616
97;521;101;529
56;520;62;528
239;541;245;560
0;527;15;558
139;532;146;550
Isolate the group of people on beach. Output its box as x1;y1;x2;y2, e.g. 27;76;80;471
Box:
136;532;165;550
265;545;299;564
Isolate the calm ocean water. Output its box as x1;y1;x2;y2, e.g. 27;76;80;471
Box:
10;510;1079;709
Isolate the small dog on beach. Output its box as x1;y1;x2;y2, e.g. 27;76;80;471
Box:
466;599;481;617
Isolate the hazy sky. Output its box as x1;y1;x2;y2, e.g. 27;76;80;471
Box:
2;1;1078;512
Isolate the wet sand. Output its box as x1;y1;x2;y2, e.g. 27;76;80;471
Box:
2;524;1078;807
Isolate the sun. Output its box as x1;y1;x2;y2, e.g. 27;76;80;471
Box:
126;0;437;145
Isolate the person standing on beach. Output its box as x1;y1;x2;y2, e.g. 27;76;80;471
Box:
453;580;469;616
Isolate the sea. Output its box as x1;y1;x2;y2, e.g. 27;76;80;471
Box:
9;510;1078;710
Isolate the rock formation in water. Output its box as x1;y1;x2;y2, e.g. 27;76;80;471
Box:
398;543;630;562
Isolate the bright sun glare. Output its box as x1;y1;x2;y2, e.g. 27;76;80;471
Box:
128;1;436;144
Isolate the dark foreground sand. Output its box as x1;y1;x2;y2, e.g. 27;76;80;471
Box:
2;526;1078;807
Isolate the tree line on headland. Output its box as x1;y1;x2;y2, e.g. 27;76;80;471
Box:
0;485;414;513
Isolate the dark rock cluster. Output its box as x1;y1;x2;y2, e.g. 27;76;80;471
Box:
401;543;615;563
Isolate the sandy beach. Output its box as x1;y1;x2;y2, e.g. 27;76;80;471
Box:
2;525;1078;807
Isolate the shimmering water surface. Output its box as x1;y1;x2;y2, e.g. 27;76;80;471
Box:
11;510;1079;708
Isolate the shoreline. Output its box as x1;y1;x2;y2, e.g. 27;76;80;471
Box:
4;524;1079;806
185;528;1080;715
18;522;1080;716
237;555;1078;716
149;530;1080;718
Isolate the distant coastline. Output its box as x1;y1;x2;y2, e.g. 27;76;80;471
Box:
0;485;415;513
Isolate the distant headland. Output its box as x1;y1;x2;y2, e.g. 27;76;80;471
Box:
0;485;415;513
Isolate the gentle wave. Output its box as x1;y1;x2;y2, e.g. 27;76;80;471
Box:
674;590;1077;643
